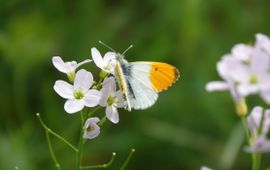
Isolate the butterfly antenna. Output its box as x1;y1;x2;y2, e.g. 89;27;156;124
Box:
98;41;115;52
122;44;133;55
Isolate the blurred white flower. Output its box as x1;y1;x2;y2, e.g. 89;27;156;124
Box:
52;56;91;81
91;47;116;74
83;117;100;140
245;136;270;153
206;55;244;102
200;166;213;170
206;33;270;105
54;69;101;114
99;77;124;124
255;33;270;55
245;106;270;153
247;106;270;135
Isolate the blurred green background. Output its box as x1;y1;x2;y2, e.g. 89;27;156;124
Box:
1;0;270;169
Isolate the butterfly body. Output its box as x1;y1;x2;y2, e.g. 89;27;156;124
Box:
114;54;179;111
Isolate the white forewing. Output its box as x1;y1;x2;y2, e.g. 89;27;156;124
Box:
126;62;158;109
127;76;158;109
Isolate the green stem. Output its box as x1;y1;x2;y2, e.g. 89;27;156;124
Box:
36;113;78;152
76;111;86;170
36;113;61;169
45;130;61;170
98;116;107;126
241;117;250;144
87;106;101;118
120;149;135;170
80;152;116;169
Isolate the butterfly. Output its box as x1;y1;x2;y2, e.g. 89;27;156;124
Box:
100;42;180;111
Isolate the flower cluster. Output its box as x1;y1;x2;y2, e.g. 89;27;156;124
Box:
206;33;270;109
52;47;124;139
246;106;270;153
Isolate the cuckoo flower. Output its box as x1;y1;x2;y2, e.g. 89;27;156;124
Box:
99;77;124;124
83;117;101;139
52;56;91;82
206;33;270;106
245;106;270;153
91;47;117;74
53;69;101;113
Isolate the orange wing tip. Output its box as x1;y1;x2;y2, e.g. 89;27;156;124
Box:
150;63;180;92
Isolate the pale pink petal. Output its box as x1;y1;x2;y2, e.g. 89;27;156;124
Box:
52;56;68;73
83;117;100;139
205;81;229;92
232;44;252;61
102;77;116;92
64;99;84;113
255;33;270;55
53;80;74;99
64;61;78;73
250;48;270;73
99;87;110;107
106;106;119;124
247;106;263;132
261;90;270;104
238;84;259;96
74;69;93;92
84;89;101;107
103;52;116;64
245;136;270;153
91;48;104;69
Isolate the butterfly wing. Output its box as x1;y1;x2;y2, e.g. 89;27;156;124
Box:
115;60;179;111
127;61;179;109
129;61;179;92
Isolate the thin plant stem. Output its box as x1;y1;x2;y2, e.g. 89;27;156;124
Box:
87;106;101;118
81;152;116;169
98;116;107;126
36;113;61;169
76;111;86;170
241;117;250;144
36;113;78;152
45;130;61;170
120;149;135;170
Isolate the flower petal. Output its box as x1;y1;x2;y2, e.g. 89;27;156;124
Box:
255;33;270;55
83;117;100;139
64;99;84;114
53;80;74;99
247;106;263;132
261;90;270;104
52;56;68;73
106;106;119;124
74;69;93;92
205;81;229;92
84;89;101;107
103;52;116;64
91;48;104;69
245;136;270;153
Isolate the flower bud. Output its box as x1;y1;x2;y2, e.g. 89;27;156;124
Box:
235;99;248;117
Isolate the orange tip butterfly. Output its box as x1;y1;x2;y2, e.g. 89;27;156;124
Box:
99;41;180;111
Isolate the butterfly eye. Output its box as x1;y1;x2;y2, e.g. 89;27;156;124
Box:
155;67;158;71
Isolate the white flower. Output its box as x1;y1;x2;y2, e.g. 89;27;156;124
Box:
206;55;244;102
245;106;270;153
91;47;116;74
99;77;124;124
255;33;270;55
200;166;213;170
206;33;270;104
83;117;101;140
53;69;101;114
247;106;270;136
52;56;91;81
245;136;270;153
